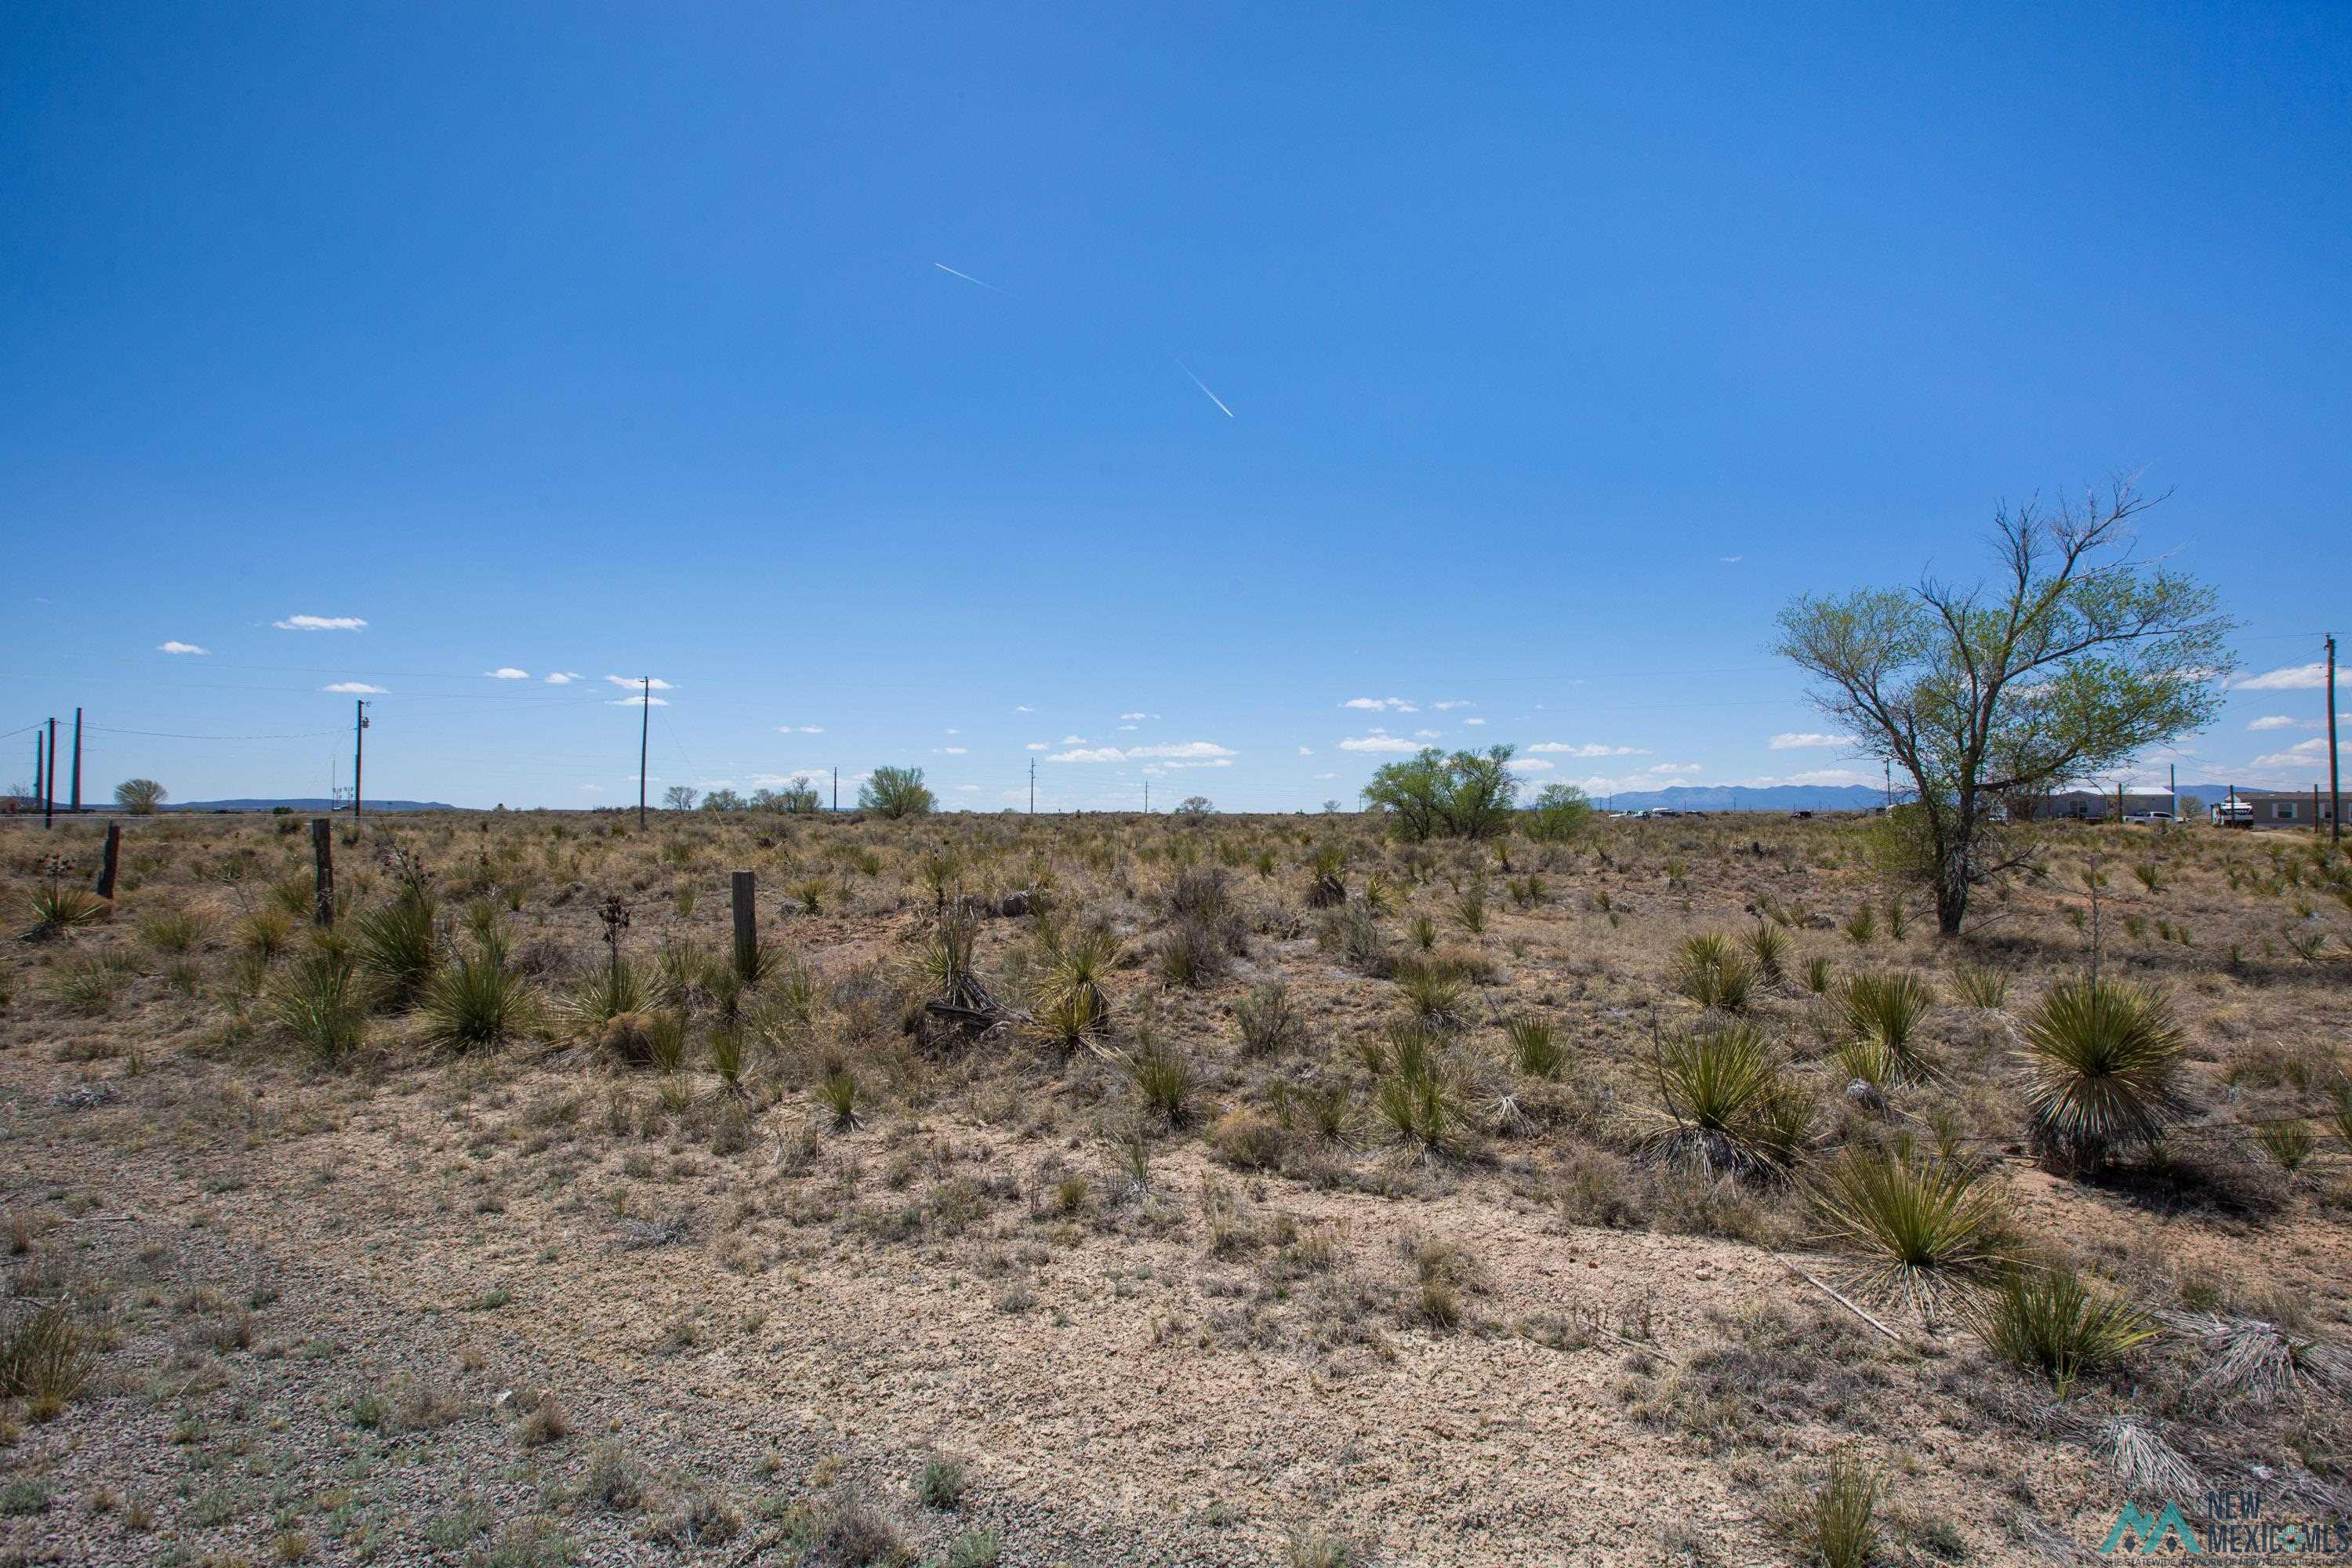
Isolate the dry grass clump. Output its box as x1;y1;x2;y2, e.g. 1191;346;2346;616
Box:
1958;1265;2155;1396
1673;932;1756;1011
0;1305;93;1420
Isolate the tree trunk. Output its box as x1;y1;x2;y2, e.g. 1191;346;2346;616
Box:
1936;833;1972;935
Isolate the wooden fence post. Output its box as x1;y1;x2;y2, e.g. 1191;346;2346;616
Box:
93;822;122;900
731;870;757;980
312;818;335;927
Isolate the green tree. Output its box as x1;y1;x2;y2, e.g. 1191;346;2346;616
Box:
1523;782;1595;844
699;787;744;812
1360;745;1522;840
858;765;935;819
1774;481;2233;936
114;778;168;815
662;784;698;812
1175;795;1214;815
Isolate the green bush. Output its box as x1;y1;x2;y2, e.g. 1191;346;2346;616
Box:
1642;1022;1809;1178
858;765;935;819
417;944;539;1052
1809;1145;2008;1311
268;945;368;1063
2018;978;2188;1170
1959;1265;2154;1397
354;890;439;1008
1359;746;1521;841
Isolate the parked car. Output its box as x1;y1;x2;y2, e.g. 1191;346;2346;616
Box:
2122;811;2174;824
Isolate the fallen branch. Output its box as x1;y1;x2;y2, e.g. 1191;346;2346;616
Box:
1773;1252;1901;1343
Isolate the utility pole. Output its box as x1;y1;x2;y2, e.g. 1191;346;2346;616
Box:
831;766;838;812
637;676;649;830
352;700;371;820
1883;761;1892;811
32;730;43;818
1143;779;1149;814
1029;757;1036;815
69;707;82;813
44;717;56;829
2169;763;2177;824
2328;634;2341;844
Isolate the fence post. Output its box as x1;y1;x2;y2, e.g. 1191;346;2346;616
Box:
731;869;757;980
94;822;122;900
312;818;336;927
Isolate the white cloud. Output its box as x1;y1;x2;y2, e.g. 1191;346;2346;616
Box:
1120;712;1149;720
323;681;386;694
485;667;529;680
1014;706;1033;713
605;674;674;690
1341;696;1418;713
1507;757;1555;774
545;671;582;684
579;782;604;793
1720;555;1744;564
1298;746;1313;756
158;641;208;655
2248;715;2306;731
1313;771;1338;780
1463;717;1486;726
1768;732;1849;751
1432;700;1472;711
777;724;823;734
1047;741;1236;766
1527;742;1646;757
2249;736;2350;770
956;783;981;793
274;614;366;632
2238;662;2345;691
1025;742;1050;751
937;746;968;755
611;695;669;707
1061;734;1087;745
1340;733;1422;753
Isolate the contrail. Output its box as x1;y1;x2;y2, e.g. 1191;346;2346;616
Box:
1175;358;1235;419
932;262;1002;292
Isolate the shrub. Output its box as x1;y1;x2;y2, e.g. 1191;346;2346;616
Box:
2252;1118;2316;1172
26;877;107;939
1316;903;1390;976
1374;1060;1469;1156
568;957;649;1037
1032;926;1116;1048
1745;922;1790;989
1394;960;1468;1028
1158;918;1229;988
2017;978;2188;1170
1209;1109;1288;1171
1523;782;1595;844
1791;1454;1880;1568
917;1455;967;1510
139;910;199;953
113;778;167;814
1642;1022;1809;1179
416;945;539;1053
354;890;438;1008
1959;1265;2155;1397
858;766;934;819
1234;982;1303;1055
49;953;133;1014
0;1306;91;1418
1809;1145;2009;1312
267;946;368;1063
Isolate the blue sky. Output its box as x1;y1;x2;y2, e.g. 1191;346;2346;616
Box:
4;3;2348;810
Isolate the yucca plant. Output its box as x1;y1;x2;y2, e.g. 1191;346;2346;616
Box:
267;874;316;920
1837;971;1936;1083
267;945;368;1063
1506;1016;1566;1080
1745;922;1790;989
567;956;649;1037
1033;926;1116;1048
25;865;108;941
1408;913;1439;953
1842;905;1877;946
1802;954;1834;996
1673;933;1755;1011
1453;884;1489;936
2252;1118;2316;1173
354;889;438;1008
707;1022;751;1098
1124;1037;1197;1127
2017;977;2188;1171
1809;1145;2009;1312
817;1068;862;1130
1642;1021;1809;1178
238;909;294;962
1395;960;1468;1029
416;943;539;1053
1951;963;2009;1011
1960;1265;2156;1399
1374;1054;1469;1156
